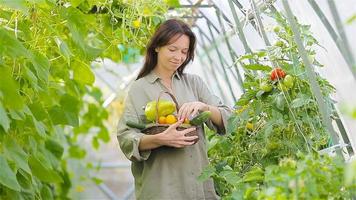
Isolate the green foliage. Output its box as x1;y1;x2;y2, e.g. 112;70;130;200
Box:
0;0;171;198
201;153;355;200
346;13;356;24
203;9;354;199
251;153;356;200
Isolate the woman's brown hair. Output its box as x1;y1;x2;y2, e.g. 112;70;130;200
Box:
136;19;196;80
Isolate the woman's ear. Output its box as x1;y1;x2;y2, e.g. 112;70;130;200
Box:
155;47;159;52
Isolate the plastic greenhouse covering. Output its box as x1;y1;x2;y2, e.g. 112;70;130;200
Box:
0;0;355;199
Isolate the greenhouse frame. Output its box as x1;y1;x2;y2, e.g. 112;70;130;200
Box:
0;0;355;199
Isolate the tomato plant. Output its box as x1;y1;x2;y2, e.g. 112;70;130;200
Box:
200;9;354;199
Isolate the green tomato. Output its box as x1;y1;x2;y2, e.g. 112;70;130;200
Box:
279;158;297;169
273;26;281;33
284;75;294;88
260;82;273;92
277;82;288;91
275;40;285;47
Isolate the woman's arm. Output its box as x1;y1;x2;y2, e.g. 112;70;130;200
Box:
202;104;223;128
177;102;224;128
139;119;198;150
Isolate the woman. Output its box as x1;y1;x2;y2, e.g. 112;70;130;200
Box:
117;19;231;200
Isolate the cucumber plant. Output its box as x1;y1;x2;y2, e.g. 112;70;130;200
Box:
0;0;172;198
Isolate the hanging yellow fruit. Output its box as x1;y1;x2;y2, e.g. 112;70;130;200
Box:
133;19;141;28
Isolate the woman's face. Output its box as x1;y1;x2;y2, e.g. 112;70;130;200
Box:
156;34;190;73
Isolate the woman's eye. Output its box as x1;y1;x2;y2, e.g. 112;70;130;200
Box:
168;49;175;52
182;51;188;55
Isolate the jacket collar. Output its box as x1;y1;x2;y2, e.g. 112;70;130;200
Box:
145;70;181;84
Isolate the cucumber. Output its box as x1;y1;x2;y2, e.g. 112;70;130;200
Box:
190;111;212;126
126;120;146;130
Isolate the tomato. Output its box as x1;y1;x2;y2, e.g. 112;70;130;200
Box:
277;82;288;91
260;81;273;92
283;75;294;89
235;105;248;114
158;116;166;124
270;68;286;81
278;70;286;78
275;40;285;47
246;122;254;130
166;114;177;124
273;26;281;33
270;71;277;81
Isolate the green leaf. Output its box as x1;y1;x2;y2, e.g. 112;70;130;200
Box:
28;155;63;183
0;67;24;109
72;61;95;85
24;66;41;91
3;138;31;174
28;102;47;121
0;155;21;191
291;94;312;108
45;139;64;159
242;167;264;182
8;109;25;120
275;94;285;110
49;106;79;127
220;170;241;185
40;184;54;200
30;52;50;84
97;128;110;143
232;189;244;200
352;108;356;119
33;119;47;137
236;97;250;106
243;64;272;71
69;145;86;159
0;27;30;58
92;136;99;150
70;0;84;7
63;8;102;58
54;37;72;62
346;14;356;24
238;51;266;61
64;111;79;127
88;87;103;102
0;101;10;132
345;160;356;186
17;169;33;191
164;0;180;8
197;165;215;182
227;114;239;135
91;177;103;185
41;147;60;169
60;94;80;113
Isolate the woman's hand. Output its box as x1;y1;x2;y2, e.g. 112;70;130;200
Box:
177;101;208;121
156;119;198;148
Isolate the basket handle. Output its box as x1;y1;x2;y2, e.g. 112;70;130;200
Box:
155;91;179;123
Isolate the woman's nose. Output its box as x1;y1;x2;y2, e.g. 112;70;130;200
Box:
173;52;185;61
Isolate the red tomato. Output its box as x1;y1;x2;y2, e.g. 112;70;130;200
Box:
270;68;286;81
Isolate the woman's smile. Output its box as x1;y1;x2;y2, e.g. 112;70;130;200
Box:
169;61;181;65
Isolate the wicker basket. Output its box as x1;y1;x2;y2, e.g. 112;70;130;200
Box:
141;91;199;143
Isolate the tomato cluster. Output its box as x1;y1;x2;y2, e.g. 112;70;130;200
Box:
270;68;286;81
260;68;295;92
